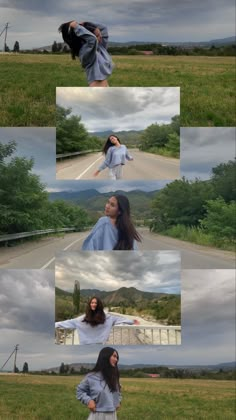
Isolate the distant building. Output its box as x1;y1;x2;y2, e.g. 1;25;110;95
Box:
147;373;160;378
140;50;154;55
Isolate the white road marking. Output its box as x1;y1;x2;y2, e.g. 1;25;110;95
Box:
40;235;87;269
75;155;103;179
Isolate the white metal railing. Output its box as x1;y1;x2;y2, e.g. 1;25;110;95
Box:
55;325;181;346
0;228;76;243
56;150;101;159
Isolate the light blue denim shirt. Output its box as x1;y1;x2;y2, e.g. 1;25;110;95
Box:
55;313;134;345
77;371;121;412
81;216;138;250
98;145;133;171
73;23;113;84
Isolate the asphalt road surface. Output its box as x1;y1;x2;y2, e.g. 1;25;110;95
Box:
56;150;179;180
0;230;234;269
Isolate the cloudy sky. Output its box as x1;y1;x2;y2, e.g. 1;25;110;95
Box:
0;128;56;184
55;251;181;294
181;127;235;180
0;269;235;370
57;87;180;132
0;1;234;50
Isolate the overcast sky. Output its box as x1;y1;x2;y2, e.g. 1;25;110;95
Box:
55;251;181;294
57;87;179;132
0;1;235;50
0;269;235;370
180;127;235;180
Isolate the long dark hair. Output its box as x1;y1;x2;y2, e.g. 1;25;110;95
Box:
112;194;142;250
92;347;120;392
58;21;82;59
82;296;106;327
102;135;121;155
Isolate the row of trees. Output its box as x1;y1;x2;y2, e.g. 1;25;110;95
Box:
55;363;235;380
150;160;236;248
139;115;180;157
0;141;91;237
56;105;103;154
107;43;236;57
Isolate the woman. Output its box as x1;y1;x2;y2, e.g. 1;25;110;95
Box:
94;135;133;180
77;347;121;419
82;194;142;250
58;20;113;86
55;296;139;345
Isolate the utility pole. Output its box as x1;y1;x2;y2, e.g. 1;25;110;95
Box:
13;344;19;372
0;344;19;372
0;22;10;51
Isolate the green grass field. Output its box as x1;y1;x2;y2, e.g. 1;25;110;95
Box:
0;375;235;419
0;54;235;127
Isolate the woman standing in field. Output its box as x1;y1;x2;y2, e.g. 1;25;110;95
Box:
58;20;113;86
81;194;141;250
77;347;121;419
55;296;139;345
94;135;134;180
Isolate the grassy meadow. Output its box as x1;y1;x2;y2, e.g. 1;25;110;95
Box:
0;54;235;127
0;374;235;419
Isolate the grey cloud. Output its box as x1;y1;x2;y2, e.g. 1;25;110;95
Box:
0;270;54;334
180;128;235;180
55;251;181;293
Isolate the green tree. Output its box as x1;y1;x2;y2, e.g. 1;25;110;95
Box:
211;160;236;203
52;41;59;53
200;198;236;244
22;362;29;373
150;178;214;231
73;280;80;314
56;105;89;154
13;41;20;52
59;363;65;374
165;132;180;157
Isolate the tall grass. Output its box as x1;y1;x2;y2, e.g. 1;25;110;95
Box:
0;54;235;127
0;375;235;419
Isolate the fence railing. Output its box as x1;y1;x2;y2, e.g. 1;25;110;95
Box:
56;150;101;159
55;325;181;346
0;228;76;243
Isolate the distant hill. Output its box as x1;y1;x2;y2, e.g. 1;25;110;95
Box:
34;36;235;52
49;188;160;221
43;361;236;373
56;286;172;305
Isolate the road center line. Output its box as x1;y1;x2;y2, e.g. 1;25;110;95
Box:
40;235;88;269
75;155;103;179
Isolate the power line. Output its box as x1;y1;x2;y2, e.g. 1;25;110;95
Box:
1;345;19;372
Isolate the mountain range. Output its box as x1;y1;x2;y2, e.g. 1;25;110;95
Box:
35;36;235;51
43;361;235;373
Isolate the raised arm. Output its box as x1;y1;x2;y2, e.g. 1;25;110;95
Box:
83;21;109;48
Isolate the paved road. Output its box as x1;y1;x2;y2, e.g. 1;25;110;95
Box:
56;150;179;180
0;230;234;269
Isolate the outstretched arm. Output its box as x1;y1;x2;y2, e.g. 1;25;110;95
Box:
94;148;113;175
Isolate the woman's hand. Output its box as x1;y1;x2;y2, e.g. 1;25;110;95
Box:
69;21;79;29
94;27;102;43
116;405;121;411
133;319;140;325
87;400;96;411
93;170;100;177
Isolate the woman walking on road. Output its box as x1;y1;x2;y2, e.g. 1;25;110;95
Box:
94;135;133;180
58;20;113;86
55;296;139;345
82;194;141;250
76;347;122;419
